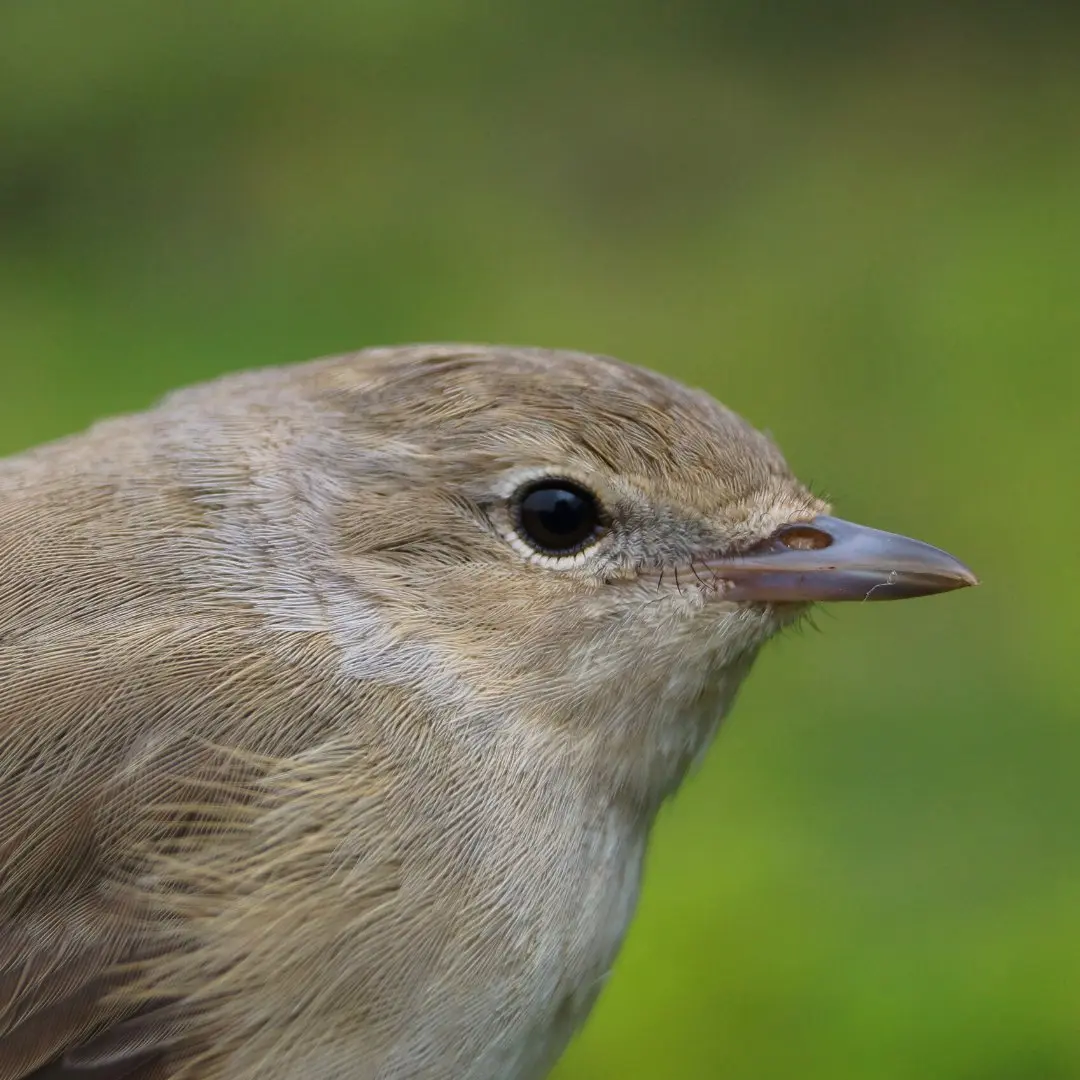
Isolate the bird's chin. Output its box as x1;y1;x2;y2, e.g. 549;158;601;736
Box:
757;598;814;626
726;597;814;643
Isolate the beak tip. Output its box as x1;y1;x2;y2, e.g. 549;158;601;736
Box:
946;560;979;590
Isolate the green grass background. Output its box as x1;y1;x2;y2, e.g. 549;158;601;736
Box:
2;4;1077;1077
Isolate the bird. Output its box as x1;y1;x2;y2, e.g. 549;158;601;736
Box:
0;344;976;1080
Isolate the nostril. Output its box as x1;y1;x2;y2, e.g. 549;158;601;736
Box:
774;524;833;551
743;523;834;557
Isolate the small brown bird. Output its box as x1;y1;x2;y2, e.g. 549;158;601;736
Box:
0;345;975;1080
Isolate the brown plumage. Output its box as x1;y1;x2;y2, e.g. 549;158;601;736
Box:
0;345;975;1079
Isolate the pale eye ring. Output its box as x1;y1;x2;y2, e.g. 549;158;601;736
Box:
513;479;607;556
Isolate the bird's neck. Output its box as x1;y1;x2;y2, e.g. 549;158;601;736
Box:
500;647;762;820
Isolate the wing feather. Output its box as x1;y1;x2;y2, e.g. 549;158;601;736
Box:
0;446;407;1078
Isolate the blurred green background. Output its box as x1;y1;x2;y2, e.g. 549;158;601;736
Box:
2;3;1077;1077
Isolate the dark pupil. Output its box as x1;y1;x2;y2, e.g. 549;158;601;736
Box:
518;482;600;554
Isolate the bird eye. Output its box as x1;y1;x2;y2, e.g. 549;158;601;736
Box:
514;479;605;556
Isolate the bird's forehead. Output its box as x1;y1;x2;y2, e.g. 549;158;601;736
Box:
315;346;802;513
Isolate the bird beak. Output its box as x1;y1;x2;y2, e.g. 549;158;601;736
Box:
704;515;979;603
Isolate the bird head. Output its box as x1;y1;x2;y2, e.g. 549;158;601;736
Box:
165;344;976;808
